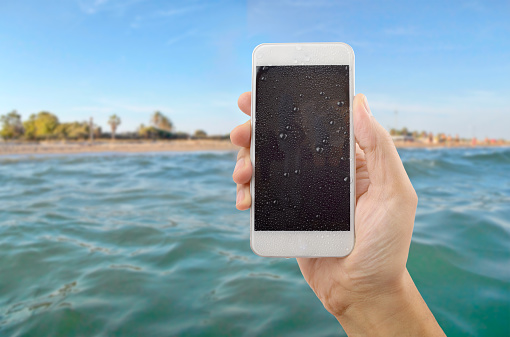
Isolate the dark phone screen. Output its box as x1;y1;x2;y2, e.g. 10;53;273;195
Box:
254;65;350;231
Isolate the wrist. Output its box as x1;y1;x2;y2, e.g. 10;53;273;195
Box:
333;269;445;336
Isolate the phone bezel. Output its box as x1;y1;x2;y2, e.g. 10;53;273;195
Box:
250;42;355;257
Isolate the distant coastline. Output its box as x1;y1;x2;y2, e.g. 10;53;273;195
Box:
0;140;238;156
0;139;508;156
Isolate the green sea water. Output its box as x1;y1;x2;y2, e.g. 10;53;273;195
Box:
0;148;509;336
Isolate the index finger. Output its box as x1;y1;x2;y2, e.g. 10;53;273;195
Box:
238;92;251;116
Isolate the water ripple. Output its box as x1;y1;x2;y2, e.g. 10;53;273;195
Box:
0;149;509;336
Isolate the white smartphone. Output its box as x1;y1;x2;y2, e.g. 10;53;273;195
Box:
250;42;355;257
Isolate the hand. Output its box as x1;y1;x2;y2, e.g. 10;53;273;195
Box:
230;92;445;336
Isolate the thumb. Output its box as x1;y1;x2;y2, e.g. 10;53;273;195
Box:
353;94;410;189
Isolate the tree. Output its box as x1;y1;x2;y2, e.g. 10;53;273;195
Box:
108;114;121;140
0;110;24;139
53;123;68;139
194;129;207;138
138;124;155;139
23;111;59;140
151;111;173;132
23;115;37;140
54;122;90;140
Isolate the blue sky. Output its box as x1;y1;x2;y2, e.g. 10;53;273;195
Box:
0;0;509;138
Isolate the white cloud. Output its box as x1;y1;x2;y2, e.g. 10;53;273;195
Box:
130;3;210;29
157;4;209;17
78;0;143;15
167;29;197;46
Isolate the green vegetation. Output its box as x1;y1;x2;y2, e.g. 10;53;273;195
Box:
0;110;24;139
108;114;121;140
23;111;59;140
137;111;177;140
151;111;173;132
54;122;98;140
0;109;222;141
194;130;207;138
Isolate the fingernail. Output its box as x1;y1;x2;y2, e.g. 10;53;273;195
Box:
234;158;245;174
363;95;372;116
236;188;245;205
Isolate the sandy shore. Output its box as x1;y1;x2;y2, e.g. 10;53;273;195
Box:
392;141;508;148
0;139;507;156
0;140;239;156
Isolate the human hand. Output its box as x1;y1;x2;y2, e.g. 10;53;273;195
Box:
230;92;444;336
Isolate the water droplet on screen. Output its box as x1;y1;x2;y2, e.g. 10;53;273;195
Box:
273;199;278;205
279;133;287;140
283;172;289;177
322;139;329;144
285;125;292;130
316;146;324;153
337;101;344;107
316;214;320;219
262;66;268;70
344;131;347;135
344;177;349;182
341;157;345;160
299;94;304;97
325;96;330;99
329;120;334;125
293;107;299;112
294;169;301;175
319;91;325;95
261;76;266;81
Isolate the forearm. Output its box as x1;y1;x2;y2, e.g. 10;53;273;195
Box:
335;269;445;337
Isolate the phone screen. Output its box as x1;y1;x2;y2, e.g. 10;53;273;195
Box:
255;65;350;231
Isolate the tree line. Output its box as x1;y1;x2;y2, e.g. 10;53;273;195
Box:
0;110;211;141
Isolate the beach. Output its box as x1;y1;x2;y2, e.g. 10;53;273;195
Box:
0;139;239;156
0;139;507;156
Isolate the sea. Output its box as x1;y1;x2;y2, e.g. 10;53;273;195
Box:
0;147;509;336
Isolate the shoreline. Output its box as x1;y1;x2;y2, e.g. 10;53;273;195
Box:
0;140;239;156
0;139;508;156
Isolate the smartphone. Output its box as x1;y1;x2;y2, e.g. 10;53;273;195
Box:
250;43;355;257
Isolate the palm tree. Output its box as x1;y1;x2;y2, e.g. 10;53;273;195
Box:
151;111;173;132
108;114;121;140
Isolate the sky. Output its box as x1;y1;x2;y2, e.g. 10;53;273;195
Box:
0;0;509;138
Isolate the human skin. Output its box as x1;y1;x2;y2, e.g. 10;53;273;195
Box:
230;92;446;336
